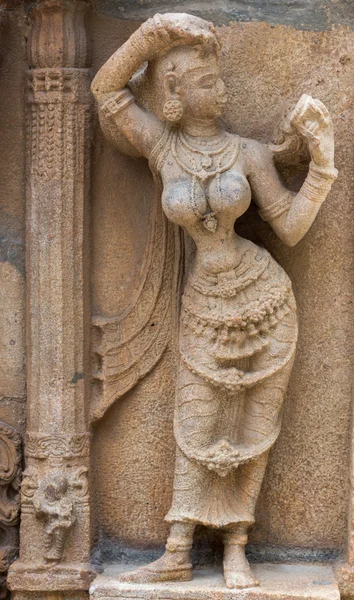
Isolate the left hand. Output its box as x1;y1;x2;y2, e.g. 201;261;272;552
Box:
289;94;334;168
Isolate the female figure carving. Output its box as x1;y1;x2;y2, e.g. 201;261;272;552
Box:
32;475;75;564
92;13;337;589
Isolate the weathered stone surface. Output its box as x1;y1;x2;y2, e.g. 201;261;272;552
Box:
0;6;26;597
92;0;354;31
90;17;353;567
0;420;21;598
0;1;353;598
90;11;337;589
7;0;95;595
90;563;340;600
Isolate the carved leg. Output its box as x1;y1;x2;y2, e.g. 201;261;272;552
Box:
223;358;295;589
222;451;271;589
222;452;270;589
241;357;294;446
117;522;194;583
44;529;66;563
223;525;259;589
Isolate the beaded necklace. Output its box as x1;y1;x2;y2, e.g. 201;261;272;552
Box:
171;129;240;233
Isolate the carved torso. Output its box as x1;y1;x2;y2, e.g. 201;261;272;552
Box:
160;133;251;235
147;124;298;528
154;126;256;274
149;124;298;403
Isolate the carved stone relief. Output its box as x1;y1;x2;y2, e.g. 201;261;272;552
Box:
0;2;352;600
91;192;182;423
30;466;88;565
0;421;21;599
7;0;94;596
91;12;337;590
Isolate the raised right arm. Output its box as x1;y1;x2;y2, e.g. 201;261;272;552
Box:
91;16;165;158
91;13;218;158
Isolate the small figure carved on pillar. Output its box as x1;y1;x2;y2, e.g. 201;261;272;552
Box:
92;12;337;589
33;476;75;564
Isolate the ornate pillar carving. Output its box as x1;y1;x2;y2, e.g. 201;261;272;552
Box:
0;422;21;599
8;0;94;595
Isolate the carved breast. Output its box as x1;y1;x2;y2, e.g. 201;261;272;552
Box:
161;169;252;229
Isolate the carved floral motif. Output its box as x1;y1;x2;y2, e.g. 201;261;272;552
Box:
26;433;90;459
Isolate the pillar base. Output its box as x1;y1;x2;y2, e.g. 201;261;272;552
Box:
11;593;88;600
8;560;97;592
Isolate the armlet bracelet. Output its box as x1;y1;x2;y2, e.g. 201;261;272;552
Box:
259;193;293;222
100;88;135;119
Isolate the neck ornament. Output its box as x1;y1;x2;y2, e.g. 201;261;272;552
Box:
171;129;240;233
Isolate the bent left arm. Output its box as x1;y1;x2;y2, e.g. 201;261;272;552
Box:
245;95;338;247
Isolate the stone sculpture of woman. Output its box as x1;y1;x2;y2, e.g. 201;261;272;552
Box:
91;13;337;589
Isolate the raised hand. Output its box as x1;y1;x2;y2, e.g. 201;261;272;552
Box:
289;94;334;168
140;12;219;59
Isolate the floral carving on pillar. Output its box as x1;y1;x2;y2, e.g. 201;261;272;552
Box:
0;421;21;599
7;0;94;595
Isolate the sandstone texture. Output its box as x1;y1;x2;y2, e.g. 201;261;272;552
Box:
0;2;353;599
90;17;354;565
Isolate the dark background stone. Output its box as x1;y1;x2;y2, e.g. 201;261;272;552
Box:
92;0;354;31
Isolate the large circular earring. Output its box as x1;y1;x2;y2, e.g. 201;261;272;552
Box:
163;99;184;123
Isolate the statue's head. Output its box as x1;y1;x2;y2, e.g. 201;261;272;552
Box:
44;475;68;501
146;39;227;124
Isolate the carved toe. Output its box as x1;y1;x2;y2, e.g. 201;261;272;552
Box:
224;568;259;589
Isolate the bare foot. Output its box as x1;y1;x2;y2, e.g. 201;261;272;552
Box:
223;544;259;589
117;551;192;584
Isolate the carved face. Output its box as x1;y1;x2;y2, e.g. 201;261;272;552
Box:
44;475;68;501
179;54;227;121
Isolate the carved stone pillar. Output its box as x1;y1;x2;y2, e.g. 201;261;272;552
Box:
8;0;94;595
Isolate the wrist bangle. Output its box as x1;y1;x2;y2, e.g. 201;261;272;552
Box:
309;161;338;182
300;161;337;204
130;30;152;58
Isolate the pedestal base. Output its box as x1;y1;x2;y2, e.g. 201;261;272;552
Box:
8;561;96;592
90;563;339;600
334;563;354;599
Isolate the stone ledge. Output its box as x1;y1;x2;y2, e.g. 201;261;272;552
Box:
90;563;339;600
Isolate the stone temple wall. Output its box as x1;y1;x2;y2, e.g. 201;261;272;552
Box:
0;1;354;600
90;12;354;562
